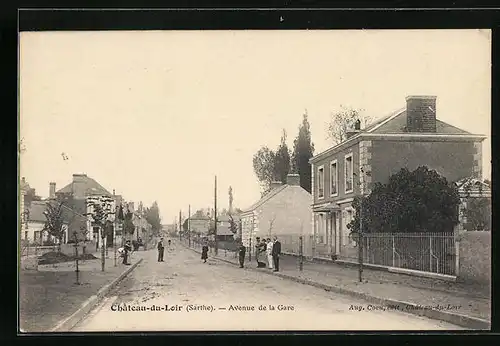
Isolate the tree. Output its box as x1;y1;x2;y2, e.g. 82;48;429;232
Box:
464;197;491;231
123;208;135;240
348;166;460;234
253;146;277;194
461;179;491;232
274;129;291;185
326;105;372;145
228;214;239;234
42;200;65;250
145;201;162;237
292;110;315;192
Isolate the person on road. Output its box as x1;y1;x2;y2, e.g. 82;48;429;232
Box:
168;239;171;247
272;236;282;272
157;237;165;262
201;241;209;263
257;238;267;268
254;237;261;267
238;242;246;268
123;240;132;265
266;238;274;270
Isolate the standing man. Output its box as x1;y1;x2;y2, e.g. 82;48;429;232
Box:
266;238;274;270
238;242;246;268
157;237;165;262
254;237;261;268
272;236;281;272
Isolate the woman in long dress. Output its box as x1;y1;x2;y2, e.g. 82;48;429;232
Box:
266;238;274;269
201;241;209;263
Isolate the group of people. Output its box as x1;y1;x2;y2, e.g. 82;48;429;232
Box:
255;236;281;272
117;240;133;265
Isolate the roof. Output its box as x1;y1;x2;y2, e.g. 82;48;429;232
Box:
216;227;235;236
27;201;48;223
241;185;288;213
56;175;112;197
27;199;86;225
217;214;241;222
311;104;481;163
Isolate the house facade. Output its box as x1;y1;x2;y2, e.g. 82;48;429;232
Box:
22;200;87;245
240;174;312;254
310;95;487;260
55;173;117;248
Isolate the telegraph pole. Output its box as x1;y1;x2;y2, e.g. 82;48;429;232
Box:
188;204;191;247
179;210;182;241
214;175;218;255
113;190;117;267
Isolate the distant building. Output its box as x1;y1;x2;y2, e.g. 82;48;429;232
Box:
310;95;487;260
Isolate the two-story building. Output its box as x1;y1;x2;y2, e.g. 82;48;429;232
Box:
54;173;118;248
310;95;487;260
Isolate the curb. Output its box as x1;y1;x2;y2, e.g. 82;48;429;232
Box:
180;242;490;330
49;258;144;332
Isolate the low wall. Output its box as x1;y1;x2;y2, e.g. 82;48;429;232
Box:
458;231;491;285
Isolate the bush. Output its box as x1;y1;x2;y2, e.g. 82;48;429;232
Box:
349;166;460;234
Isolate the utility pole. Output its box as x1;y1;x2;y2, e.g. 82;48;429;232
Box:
179;210;182;241
214;175;218;255
358;166;367;283
188;204;191;247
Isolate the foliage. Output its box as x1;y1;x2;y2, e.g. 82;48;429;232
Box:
253;146;277;194
144;201;162;236
326;105;372;145
42;200;66;249
274;129;291;185
124;208;135;236
348;166;461;234
228;214;240;234
292;110;315;193
461;180;491;232
464;197;491;231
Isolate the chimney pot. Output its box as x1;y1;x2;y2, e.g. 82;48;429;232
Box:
406;95;437;132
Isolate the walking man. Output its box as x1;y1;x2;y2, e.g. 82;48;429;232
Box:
272;236;281;272
238;242;246;268
266;238;274;270
157;237;165;262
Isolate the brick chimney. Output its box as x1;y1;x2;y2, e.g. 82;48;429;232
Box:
270;181;282;190
49;182;56;199
286;174;300;186
406;95;437;132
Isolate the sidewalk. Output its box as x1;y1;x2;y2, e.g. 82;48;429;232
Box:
19;250;148;332
180;240;490;329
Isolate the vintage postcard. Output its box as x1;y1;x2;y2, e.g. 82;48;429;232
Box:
19;29;491;332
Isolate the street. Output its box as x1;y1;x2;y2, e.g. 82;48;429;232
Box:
74;242;463;331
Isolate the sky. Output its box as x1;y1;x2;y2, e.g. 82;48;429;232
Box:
19;29;491;223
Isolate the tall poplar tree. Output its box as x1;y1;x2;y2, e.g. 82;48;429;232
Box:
292;110;315;193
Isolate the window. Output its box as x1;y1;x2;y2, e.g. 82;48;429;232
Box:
330;160;338;196
345;153;354;193
317;165;325;199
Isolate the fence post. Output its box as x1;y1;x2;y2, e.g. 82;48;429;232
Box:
392;235;395;267
429;236;433;272
299;236;303;271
